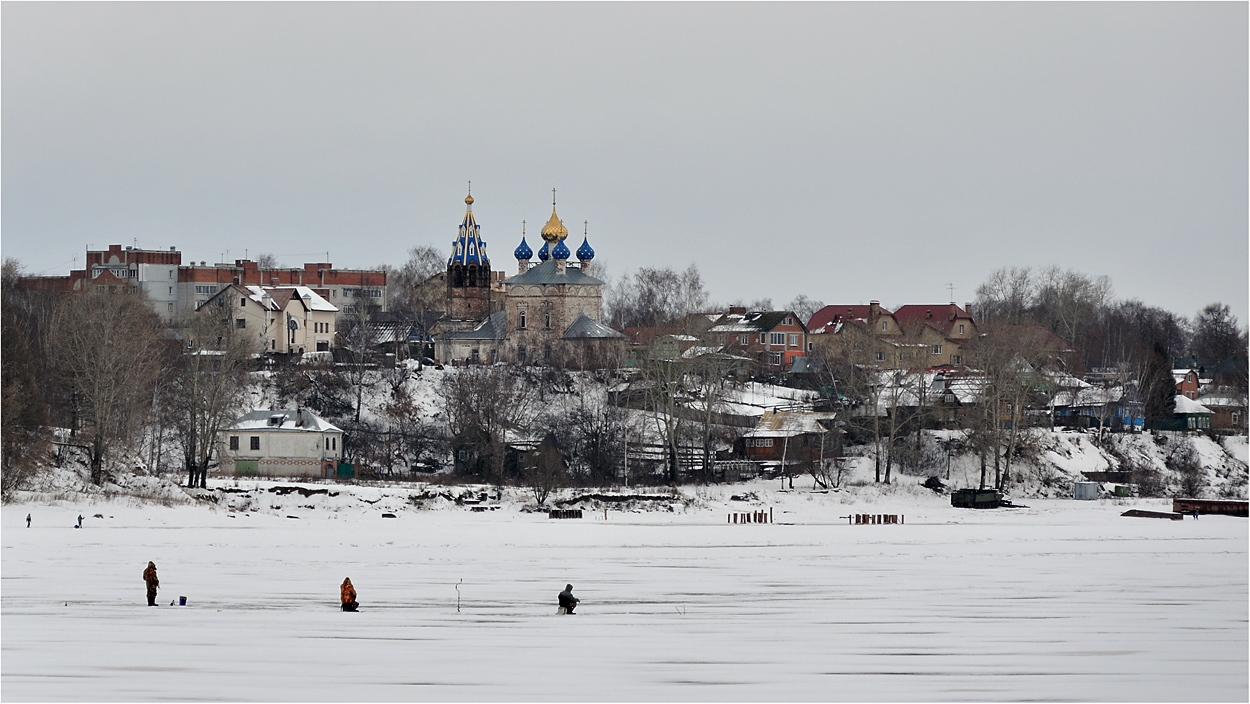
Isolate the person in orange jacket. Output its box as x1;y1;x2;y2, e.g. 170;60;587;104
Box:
341;578;358;612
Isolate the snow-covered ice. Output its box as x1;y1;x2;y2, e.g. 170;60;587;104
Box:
3;490;1246;701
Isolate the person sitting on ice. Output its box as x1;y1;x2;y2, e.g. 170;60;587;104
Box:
341;578;358;612
558;584;579;614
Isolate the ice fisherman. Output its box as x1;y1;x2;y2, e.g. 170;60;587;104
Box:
143;561;159;606
558;584;579;614
341;578;358;612
76;515;83;529
26;513;31;528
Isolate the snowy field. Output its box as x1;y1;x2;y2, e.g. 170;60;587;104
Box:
3;492;1247;702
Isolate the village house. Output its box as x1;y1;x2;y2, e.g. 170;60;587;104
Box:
739;409;839;477
198;284;337;355
218;408;344;478
807;301;980;370
1195;391;1247;432
1173;368;1202;400
706;308;808;374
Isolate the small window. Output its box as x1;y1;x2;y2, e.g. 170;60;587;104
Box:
236;319;246;329
958;323;966;335
169;270;174;279
519;311;527;329
240;298;247;307
739;334;749;346
807;341;813;351
788;334;799;347
332;437;336;450
229;436;239;451
770;333;784;345
544;312;551;329
876;351;885;362
881;321;888;331
952;355;962;365
759;333;766;344
249;436;260;451
931;345;943;355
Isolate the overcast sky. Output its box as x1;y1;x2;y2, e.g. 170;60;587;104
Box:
3;3;1246;324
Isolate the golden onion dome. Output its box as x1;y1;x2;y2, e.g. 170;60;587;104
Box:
465;193;474;206
540;207;567;243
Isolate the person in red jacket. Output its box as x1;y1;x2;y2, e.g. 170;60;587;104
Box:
341;578;358;612
143;562;159;606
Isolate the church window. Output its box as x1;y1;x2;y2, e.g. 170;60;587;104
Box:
468;268;477;287
518;347;527;363
519;310;527;329
545;312;552;329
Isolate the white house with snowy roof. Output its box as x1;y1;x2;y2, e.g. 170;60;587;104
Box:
218;409;344;478
198;284;338;355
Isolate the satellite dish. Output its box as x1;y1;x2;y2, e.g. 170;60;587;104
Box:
287;318;299;331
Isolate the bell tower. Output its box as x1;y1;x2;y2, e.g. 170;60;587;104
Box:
446;184;496;321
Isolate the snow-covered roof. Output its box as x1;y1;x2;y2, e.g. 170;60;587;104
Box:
562;314;625;340
745;409;839;438
225;409;342;433
1196;393;1247;409
240;285;338;313
1173;395;1213;415
1052;385;1131;408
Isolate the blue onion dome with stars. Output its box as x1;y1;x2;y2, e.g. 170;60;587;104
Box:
514;236;533;261
551;238;571;260
537;242;550;261
576;236;595;262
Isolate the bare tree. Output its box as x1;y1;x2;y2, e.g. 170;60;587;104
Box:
385;245;446;361
175;302;259;488
53;292;168;484
2;259;52;499
439;365;537;484
786;295;825;326
256;253;281;269
606;264;709;329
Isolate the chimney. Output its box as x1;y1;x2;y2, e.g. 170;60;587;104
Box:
949;303;957;320
869;300;880;322
965;302;974;320
729;306;746;315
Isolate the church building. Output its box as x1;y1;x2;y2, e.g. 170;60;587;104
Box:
435;188;623;368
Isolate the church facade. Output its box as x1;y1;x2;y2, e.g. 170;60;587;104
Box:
434;189;623;368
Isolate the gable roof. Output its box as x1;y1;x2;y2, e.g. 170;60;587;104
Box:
708;310;805;334
892;304;973;338
504;259;604;286
807;304;892;334
225;408;342;433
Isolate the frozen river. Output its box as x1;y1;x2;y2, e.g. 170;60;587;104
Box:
3;495;1246;701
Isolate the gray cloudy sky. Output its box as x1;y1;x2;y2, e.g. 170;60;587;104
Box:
3;3;1246;323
